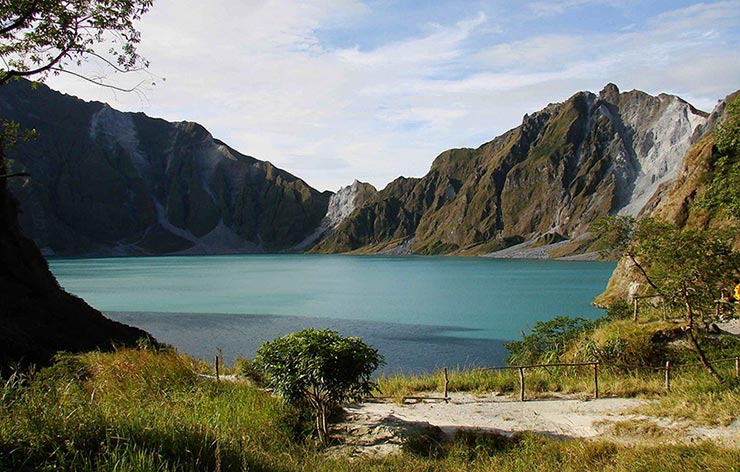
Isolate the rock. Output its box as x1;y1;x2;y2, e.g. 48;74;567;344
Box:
0;153;153;371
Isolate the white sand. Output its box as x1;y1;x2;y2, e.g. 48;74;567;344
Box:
331;393;740;456
348;394;644;439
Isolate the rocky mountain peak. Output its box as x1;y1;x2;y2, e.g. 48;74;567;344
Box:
599;82;621;103
0;79;330;256
316;84;711;257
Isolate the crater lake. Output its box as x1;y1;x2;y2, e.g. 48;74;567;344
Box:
49;255;616;374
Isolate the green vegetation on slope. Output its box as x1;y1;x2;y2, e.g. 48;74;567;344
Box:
697;92;740;220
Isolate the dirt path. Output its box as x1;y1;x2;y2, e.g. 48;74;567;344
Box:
331;393;740;456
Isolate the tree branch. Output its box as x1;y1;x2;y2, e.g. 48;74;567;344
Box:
0;172;31;180
628;253;665;297
50;67;148;93
0;0;40;36
0;44;74;86
85;51;148;74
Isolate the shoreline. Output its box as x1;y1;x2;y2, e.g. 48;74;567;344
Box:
105;311;512;374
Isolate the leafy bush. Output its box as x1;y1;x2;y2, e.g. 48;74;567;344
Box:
581;320;672;369
255;328;383;443
505;316;597;365
605;301;632;321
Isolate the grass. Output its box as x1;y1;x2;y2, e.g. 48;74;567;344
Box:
637;377;740;426
1;336;739;471
0;348;305;472
378;366;671;400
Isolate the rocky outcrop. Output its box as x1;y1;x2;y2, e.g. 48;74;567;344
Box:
0;80;331;256
315;84;708;256
294;180;377;250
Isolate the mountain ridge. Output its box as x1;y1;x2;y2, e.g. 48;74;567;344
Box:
0;80;720;260
314;84;709;257
0;79;331;256
595;89;740;305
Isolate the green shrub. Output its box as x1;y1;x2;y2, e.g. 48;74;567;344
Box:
505;316;597;365
576;320;674;370
255;328;383;444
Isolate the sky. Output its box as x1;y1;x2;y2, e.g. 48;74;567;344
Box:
45;0;740;192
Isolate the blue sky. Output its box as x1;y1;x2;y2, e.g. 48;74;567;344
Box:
46;0;740;191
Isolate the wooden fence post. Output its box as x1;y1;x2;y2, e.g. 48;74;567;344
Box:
735;357;739;378
593;363;599;399
518;367;525;402
443;368;449;402
633;298;639;322
215;355;220;382
665;361;671;392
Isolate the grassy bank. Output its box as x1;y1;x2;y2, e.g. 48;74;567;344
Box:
380;305;740;426
1;343;739;471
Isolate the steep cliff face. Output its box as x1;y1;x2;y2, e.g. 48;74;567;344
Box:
0;150;152;371
316;84;708;255
595;90;740;306
0;80;331;256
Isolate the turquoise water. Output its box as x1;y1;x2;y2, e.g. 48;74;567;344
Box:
49;254;615;372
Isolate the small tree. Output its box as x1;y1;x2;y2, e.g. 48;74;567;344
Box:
592;216;740;381
255;329;383;444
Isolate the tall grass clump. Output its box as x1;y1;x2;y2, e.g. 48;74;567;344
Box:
0;347;308;471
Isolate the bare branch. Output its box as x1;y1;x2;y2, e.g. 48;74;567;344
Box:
85;51;148;74
51;67;148;93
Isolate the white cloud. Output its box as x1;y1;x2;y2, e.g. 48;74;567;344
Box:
476;35;583;71
43;1;740;192
526;0;622;17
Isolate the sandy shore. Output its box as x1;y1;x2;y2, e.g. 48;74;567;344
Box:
331;393;740;456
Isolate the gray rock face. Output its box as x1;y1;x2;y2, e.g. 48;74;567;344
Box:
316;84;709;256
0;80;330;256
292;179;377;250
598;86;707;217
325;180;378;228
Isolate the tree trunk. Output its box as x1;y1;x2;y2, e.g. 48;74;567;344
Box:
684;291;724;383
315;404;328;445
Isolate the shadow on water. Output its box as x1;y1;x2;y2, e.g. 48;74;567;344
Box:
106;311;511;374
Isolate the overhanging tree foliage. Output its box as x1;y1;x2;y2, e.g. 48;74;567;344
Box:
1;0;155;176
255;329;383;444
0;0;154;89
